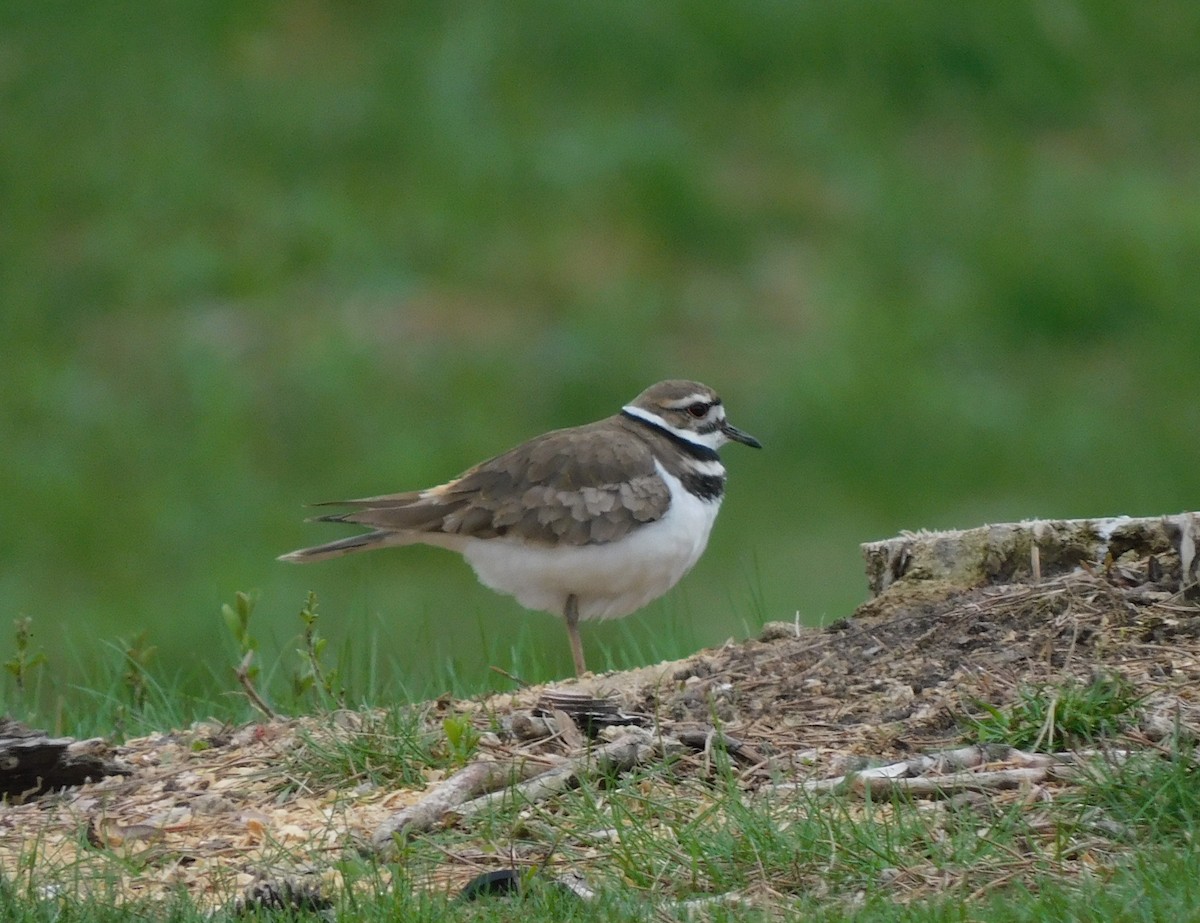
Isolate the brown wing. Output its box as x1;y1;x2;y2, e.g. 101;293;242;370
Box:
315;418;671;546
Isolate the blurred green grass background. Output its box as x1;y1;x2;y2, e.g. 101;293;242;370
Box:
2;2;1198;713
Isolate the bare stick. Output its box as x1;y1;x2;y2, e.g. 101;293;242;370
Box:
456;728;673;818
372;757;552;852
853;766;1050;796
777;745;1125;795
780;747;1132;798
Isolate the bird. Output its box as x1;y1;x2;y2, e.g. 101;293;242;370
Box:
279;380;761;676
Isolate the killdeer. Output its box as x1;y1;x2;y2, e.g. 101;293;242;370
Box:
279;380;761;675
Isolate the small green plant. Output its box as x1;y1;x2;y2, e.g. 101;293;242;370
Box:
120;631;158;711
292;592;345;708
962;673;1142;751
4;616;47;695
220;590;274;717
221;589;259;658
441;714;481;766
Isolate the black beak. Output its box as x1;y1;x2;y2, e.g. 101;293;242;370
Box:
722;421;762;449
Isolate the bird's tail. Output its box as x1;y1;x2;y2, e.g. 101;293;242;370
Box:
277;530;395;563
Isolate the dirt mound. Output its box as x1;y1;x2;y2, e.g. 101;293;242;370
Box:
3;555;1199;908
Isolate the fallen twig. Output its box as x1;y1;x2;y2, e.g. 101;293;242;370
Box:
456;727;677;818
854;765;1050;796
373;729;677;852
372;757;551;851
775;746;1132;796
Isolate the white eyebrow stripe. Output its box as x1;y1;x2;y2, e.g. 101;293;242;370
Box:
664;393;718;409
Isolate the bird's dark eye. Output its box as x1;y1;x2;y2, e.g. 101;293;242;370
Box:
687;402;708;418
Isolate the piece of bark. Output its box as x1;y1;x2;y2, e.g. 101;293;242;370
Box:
862;511;1200;596
673;726;747;754
0;718;129;800
550;709;586;751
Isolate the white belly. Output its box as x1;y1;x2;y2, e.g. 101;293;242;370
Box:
460;465;721;621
